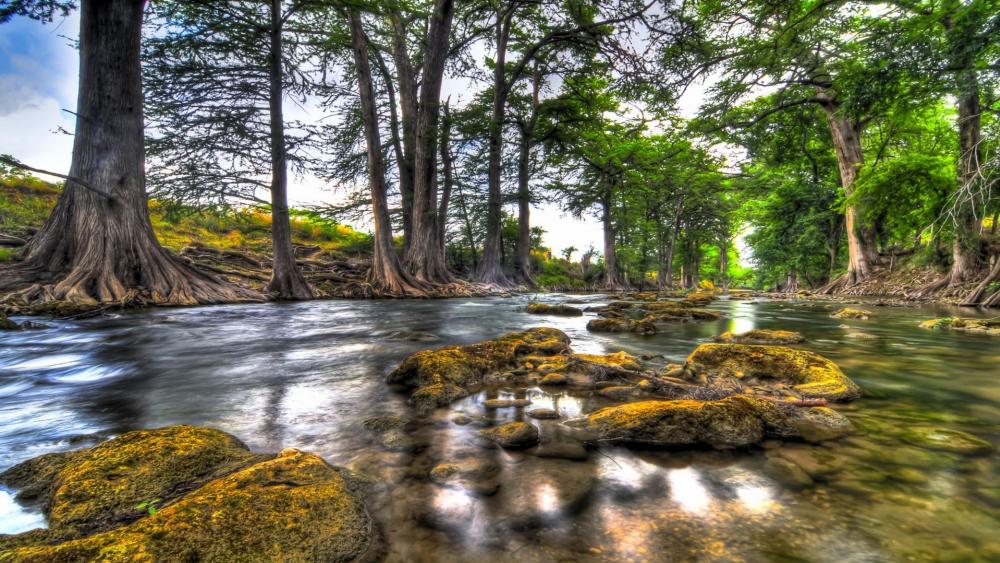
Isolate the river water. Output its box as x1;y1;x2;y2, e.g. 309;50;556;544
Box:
0;295;997;561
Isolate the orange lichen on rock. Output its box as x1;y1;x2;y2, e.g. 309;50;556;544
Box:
684;344;861;402
714;329;805;345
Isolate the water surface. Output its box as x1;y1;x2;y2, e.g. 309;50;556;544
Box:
0;296;997;561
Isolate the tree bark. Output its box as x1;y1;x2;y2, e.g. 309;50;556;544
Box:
949;69;982;285
348;10;425;296
403;0;453;284
718;241;729;293
437;102;454;254
0;0;258;309
515;125;534;286
601;185;621;289
266;0;312;299
821;105;879;286
474;9;514;286
387;9;417;248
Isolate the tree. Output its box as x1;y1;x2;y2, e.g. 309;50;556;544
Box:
0;0;257;309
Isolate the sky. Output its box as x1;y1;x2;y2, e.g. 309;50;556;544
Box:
0;11;707;262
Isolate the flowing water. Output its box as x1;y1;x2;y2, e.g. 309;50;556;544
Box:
0;296;997;561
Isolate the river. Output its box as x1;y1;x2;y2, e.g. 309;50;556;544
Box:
0;295;997;561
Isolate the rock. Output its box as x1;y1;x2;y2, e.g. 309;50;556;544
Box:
410;383;468;412
770;446;845;479
525;303;583;317
387;327;571;390
845;332;879;340
586;318;657;335
831;308;871;320
509;399;532;407
763;457;813;488
714;329;805;345
480;422;540;449
636;379;657;392
787;407;854;442
429;458;501;495
384;330;440;342
377;429;420;453
597;385;634;400
684;343;862;402
0;429;375;562
900;427;992;456
574;351;642;372
483;399;514;409
579;396;780;448
919;317;1000;336
530;441;589;461
451;414;473;425
527;408;560;420
362;415;406;433
0;311;19;330
539;373;568;386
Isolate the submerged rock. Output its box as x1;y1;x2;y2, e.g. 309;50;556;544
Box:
586;318;657;335
919;317;1000;336
900;427;992;455
577;396;851;449
480;421;540;449
684;343;861;402
410;383;469;412
831;308;871;320
527;408;561;420
714;329;805;345
0;311;19;330
539;373;568;386
525;303;583;317
0;427;377;562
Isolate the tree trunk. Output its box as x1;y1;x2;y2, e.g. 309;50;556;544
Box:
601;187;620;289
454;181;478;270
474;10;513;286
515;125;534;286
388;9;417;249
437;102;454;254
718;242;729;293
0;0;258;309
266;0;312;299
347;10;425;296
403;0;453;284
949;69;982;285
821;105;878;287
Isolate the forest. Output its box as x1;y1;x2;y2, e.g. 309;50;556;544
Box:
0;0;997;311
0;1;999;562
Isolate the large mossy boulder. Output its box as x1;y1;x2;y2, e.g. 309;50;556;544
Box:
579;396;851;448
586;318;656;335
0;425;263;540
387;327;571;389
525;303;583;317
0;427;377;562
831;308;871;320
714;329;805;345
919;317;1000;336
684;343;861;402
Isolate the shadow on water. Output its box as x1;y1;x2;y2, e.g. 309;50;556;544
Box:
0;295;997;560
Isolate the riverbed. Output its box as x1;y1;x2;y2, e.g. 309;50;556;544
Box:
1;295;997;561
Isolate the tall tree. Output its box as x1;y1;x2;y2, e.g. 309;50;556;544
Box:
0;0;257;308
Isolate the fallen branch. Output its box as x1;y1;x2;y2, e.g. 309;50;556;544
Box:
0;154;119;202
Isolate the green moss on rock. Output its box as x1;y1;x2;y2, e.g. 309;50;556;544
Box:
831;308;871;320
525;303;583;317
586;318;656;335
684;343;861;402
480;421;540;448
714;329;805;345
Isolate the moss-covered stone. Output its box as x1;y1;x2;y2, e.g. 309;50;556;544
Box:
480;421;540;449
1;426;263;541
409;383;468;411
586;318;656;335
714;329;805;345
684;343;861;402
919;317;1000;335
0;311;19;330
900;427;993;455
387;327;571;389
2;448;376;563
831;308;871;320
581;396;850;449
525;303;583;317
539;373;568;385
0;450;81;505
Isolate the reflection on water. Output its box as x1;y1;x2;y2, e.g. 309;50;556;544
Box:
0;295;997;561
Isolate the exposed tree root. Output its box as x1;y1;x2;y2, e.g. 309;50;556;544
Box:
961;257;1000;307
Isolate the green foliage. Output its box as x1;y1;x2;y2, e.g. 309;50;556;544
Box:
135;498;161;516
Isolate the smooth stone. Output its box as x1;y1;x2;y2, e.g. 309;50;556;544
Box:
483;399;513;409
528;408;560;420
529;441;589;461
763;457;813;488
451;414;472;425
597;386;634;400
480;422;540;449
539;373;568;386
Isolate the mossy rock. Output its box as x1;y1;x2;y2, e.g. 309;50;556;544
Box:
684;343;861;402
714;329;805;345
409;382;468;412
919;317;1000;335
0;426;263;541
899;427;992;456
387;327;571;389
574;351;642;372
2;448;377;562
580;395;851;449
586;318;656;335
480;421;540;449
0;311;19;330
831;308;871;320
525;303;583;317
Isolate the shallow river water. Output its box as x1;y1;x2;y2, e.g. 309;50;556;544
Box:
0;295;998;561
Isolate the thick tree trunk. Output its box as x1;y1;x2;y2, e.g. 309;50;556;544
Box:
348;10;425;296
475;12;513;286
388;9;417;249
515;127;534;286
0;0;258;309
718;242;729;293
403;0;453;284
949;70;982;285
266;0;312;299
821;106;878;287
437;103;454;254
